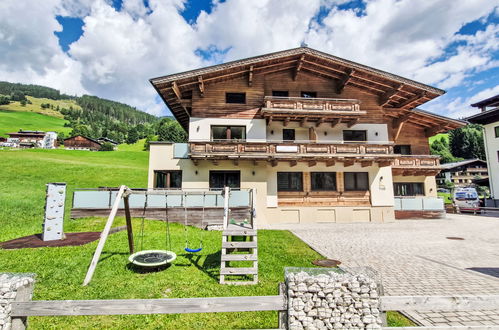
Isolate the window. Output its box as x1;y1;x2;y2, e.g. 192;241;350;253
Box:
225;92;246;104
301;91;317;98
495;126;499;138
344;172;369;191
283;129;295;141
311;172;337;191
209;171;240;189
343;130;367;142
154;170;182;189
211;126;246;140
394;145;412;155
272;90;289;97
394;183;424;196
277;172;303;191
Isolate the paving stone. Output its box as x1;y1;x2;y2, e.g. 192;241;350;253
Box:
267;214;499;327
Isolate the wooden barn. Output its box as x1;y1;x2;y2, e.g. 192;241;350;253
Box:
64;135;102;151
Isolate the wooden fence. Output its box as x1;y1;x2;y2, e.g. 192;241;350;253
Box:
10;282;499;330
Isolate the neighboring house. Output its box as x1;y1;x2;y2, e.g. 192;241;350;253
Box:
64;135;102;151
436;159;488;187
97;137;119;146
467;94;499;205
147;47;465;224
3;130;57;149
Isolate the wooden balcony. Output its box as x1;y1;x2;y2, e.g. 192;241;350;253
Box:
189;140;395;166
392;156;441;176
261;96;365;126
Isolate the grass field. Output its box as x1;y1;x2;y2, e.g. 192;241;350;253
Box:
0;110;71;137
429;133;449;144
117;138;147;152
0;96;80;118
0;148;412;328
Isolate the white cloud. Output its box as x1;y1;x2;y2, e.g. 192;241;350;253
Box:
0;0;497;117
0;0;87;95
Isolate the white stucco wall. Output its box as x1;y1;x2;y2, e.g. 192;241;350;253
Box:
266;122;389;143
188;117;267;142
484;122;499;198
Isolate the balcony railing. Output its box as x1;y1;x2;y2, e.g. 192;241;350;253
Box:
189;140;394;159
262;96;363;114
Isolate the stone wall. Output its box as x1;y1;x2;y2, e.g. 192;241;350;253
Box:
0;274;35;330
286;268;383;330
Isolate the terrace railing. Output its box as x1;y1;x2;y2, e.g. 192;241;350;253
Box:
263;96;361;113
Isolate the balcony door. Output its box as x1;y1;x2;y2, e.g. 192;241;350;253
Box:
283;129;295;141
343;130;366;142
211;126;246;141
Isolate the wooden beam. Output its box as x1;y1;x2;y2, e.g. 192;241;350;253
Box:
11;295;287;317
316;117;325;127
361;161;373;168
330;118;341;128
300;117;307;127
248;65;253;87
289;160;297;167
379;84;404;106
346;118;359;128
192;159;199;166
396;91;427;109
284;117;290;127
171;81;182;100
336;68;354;94
392;112;412;141
294;55;305;81
326;159;336;167
377;160;392;167
425;126;442;138
83;185;126;286
267;116;273;126
343;159;354;167
308;160;317;167
270;159;278;167
380;295;499;312
198;76;204;97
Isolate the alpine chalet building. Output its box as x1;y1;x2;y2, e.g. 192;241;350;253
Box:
148;47;465;224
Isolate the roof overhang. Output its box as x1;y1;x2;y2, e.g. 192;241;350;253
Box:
385;108;466;136
150;47;445;130
467;107;499;125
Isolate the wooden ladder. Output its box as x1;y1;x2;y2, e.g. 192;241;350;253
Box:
220;228;258;285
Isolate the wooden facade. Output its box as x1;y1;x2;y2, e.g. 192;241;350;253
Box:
148;47;467;223
64;135;102;151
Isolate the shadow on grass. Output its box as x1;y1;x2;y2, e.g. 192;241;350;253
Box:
126;262;173;274
184;251;221;282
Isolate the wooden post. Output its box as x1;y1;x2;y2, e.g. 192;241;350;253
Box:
223;186;230;229
83;185;126;286
123;193;134;255
12;281;34;330
278;282;288;329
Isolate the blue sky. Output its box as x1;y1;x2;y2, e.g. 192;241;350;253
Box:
2;0;498;118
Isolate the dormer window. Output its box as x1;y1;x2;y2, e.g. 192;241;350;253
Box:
272;90;289;97
226;92;246;104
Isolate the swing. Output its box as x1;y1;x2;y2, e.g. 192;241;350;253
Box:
129;192;177;267
184;192;204;253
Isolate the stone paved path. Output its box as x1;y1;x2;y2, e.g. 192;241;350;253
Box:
265;214;499;326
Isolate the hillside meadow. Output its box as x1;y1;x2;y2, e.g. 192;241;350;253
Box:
0;110;71;137
0;96;81;118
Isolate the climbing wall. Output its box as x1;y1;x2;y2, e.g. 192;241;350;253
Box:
42;182;66;241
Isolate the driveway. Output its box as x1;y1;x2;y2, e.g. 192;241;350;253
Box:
266;214;499;327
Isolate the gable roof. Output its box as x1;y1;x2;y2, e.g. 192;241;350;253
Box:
440;158;487;170
64;135;102;145
471;94;499;108
467;106;499;125
150;47;446;130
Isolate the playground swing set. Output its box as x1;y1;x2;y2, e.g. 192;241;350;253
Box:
83;186;256;286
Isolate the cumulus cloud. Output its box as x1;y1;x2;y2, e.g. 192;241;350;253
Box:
0;0;497;117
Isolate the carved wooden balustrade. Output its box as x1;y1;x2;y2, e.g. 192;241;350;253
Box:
263;96;361;112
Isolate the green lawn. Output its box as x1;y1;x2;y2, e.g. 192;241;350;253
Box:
117;138;147;152
0;148;412;328
0;110;71;137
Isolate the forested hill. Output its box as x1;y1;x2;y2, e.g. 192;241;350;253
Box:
0;81;162;144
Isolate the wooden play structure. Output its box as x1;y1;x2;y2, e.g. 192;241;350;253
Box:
82;186;258;286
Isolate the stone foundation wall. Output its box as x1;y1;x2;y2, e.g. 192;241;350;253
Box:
286;268;383;330
0;274;35;330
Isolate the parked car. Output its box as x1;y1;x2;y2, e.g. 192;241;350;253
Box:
453;187;480;212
